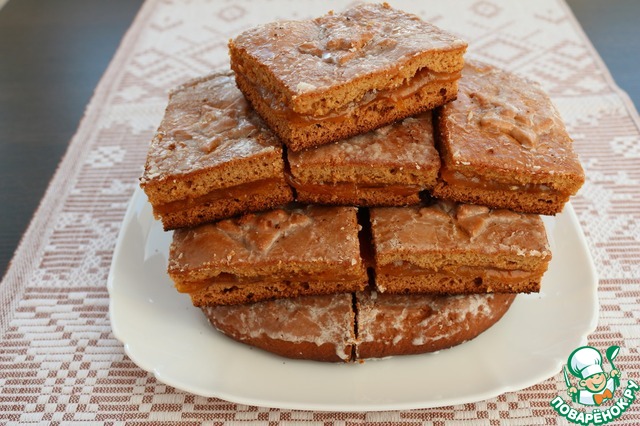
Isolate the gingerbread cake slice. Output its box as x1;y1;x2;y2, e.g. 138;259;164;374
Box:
287;112;440;206
355;290;515;359
200;289;515;362
229;2;467;151
168;205;367;306
201;293;356;362
432;60;585;215
139;72;294;230
370;200;552;295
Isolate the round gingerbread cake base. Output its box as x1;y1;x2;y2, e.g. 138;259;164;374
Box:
201;290;515;362
355;291;515;359
201;292;356;362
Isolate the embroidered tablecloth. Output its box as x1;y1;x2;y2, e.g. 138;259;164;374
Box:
1;0;639;423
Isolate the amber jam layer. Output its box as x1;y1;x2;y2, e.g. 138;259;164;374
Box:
176;270;366;294
286;174;423;198
378;262;543;285
155;178;286;215
439;168;558;195
251;67;460;127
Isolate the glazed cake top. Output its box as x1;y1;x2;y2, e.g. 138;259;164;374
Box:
370;201;551;268
357;291;512;347
288;112;439;173
169;205;365;279
230;3;466;110
438;60;585;187
203;293;355;362
140;72;281;184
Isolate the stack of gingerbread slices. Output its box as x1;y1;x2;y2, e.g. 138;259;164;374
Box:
139;3;584;362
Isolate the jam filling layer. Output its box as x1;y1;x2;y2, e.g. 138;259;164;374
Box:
286;174;423;199
154;178;287;215
245;67;460;127
378;262;543;285
176;270;366;294
439;168;559;195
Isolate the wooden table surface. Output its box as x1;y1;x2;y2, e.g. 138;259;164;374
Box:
0;0;638;276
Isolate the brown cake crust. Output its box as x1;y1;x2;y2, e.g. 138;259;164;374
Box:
370;201;552;295
200;290;515;362
356;291;515;359
229;3;467;150
156;180;293;230
189;279;361;308
201;293;356;362
139;72;294;230
168;206;368;306
290;183;423;207
432;60;585;215
287;112;440;206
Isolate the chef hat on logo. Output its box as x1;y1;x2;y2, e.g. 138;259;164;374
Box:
568;346;604;380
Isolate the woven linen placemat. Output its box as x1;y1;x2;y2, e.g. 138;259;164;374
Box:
1;0;639;424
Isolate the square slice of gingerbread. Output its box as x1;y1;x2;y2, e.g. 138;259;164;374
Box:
432;60;585;215
139;72;294;230
287;112;440;206
229;3;467;151
370;200;552;295
168;205;367;306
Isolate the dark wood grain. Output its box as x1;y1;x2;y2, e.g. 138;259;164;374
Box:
0;0;638;277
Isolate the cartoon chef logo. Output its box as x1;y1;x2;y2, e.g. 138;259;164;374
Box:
551;345;638;424
565;345;621;406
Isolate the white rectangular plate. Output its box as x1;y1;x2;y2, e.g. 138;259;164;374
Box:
108;188;598;411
